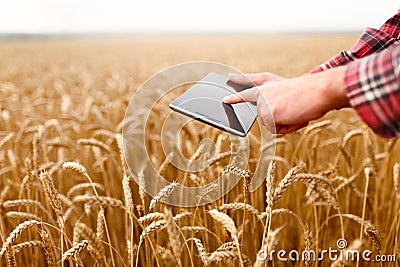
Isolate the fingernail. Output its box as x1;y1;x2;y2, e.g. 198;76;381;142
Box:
222;96;229;103
228;73;239;78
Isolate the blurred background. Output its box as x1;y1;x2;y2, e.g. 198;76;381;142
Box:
0;0;398;35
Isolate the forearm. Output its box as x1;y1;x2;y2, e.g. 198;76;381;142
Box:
315;66;349;112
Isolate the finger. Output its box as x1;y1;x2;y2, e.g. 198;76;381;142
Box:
222;87;259;104
229;72;282;86
275;122;309;134
228;73;263;86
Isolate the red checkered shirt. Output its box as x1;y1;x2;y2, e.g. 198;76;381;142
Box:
311;11;400;139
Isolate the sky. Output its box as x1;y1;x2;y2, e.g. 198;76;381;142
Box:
0;1;399;34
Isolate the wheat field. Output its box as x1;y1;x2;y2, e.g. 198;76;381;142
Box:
0;35;399;266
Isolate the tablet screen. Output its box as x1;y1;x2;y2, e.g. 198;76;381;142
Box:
169;72;258;136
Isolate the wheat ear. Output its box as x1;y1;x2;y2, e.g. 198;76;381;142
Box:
208;251;252;266
62;240;89;262
73;222;105;262
77;138;111;153
39;229;56;267
123;174;135;216
273;165;302;204
138;212;164;224
163;208;182;261
188;238;208;266
394;163;399;199
6;248;16;267
96;209;106;241
39;171;64;228
139;219;166;243
218;203;260;216
208;209;238;242
208;208;244;266
341;214;381;251
149;182;178;210
0;220;42;257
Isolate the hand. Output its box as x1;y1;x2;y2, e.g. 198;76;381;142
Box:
224;67;350;134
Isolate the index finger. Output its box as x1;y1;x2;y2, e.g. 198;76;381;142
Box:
228;73;259;86
222;87;259;104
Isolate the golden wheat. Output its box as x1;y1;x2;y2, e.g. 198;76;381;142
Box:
0;36;398;267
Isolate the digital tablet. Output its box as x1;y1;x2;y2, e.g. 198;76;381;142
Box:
169;72;258;137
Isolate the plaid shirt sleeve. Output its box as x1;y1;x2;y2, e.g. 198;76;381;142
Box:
344;44;400;139
309;10;400;139
310;10;400;73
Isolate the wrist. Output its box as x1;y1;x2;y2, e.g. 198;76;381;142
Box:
318;66;350;111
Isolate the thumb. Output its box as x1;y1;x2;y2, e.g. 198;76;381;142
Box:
222;87;259;104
